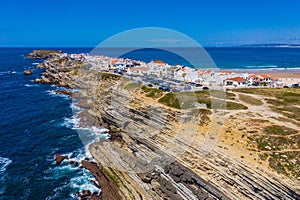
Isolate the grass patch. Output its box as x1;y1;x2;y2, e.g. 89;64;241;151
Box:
72;69;79;76
226;101;248;110
259;153;269;161
124;82;141;91
32;50;61;54
95;72;121;80
251;119;269;123
102;167;120;184
239;94;263;106
248;134;297;151
269;157;288;175
235;88;300;122
79;63;90;70
263;125;298;136
158;93;180;109
156;90;247;110
141;86;163;99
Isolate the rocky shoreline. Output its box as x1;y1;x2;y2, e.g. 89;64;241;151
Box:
27;50;300;200
27;51;120;199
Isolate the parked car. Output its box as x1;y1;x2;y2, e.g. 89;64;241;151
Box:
172;88;182;92
159;86;170;92
283;85;289;88
183;85;192;90
147;84;153;87
291;84;299;88
195;83;203;87
202;86;209;90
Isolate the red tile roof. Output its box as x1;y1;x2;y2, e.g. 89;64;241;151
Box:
225;77;247;82
260;74;271;79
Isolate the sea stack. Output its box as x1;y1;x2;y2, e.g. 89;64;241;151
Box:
23;69;33;75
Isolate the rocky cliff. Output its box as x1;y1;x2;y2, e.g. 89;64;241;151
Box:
88;76;300;200
29;51;300;200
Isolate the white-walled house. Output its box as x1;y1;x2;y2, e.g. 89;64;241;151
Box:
224;76;247;86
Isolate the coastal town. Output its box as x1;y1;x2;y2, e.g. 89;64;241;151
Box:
66;53;300;92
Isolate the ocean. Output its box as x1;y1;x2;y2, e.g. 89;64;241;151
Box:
0;47;300;199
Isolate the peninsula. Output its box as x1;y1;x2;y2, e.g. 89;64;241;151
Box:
27;50;300;200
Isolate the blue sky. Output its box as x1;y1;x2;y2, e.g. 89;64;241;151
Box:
1;0;300;47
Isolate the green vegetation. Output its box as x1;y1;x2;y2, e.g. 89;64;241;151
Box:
124;82;141;91
190;108;211;126
239;94;263;106
234;88;300;178
235;88;300;121
214;99;248;110
257;151;300;177
154;89;247;110
95;72;121;80
33;50;61;54
102;167;120;184
248;134;296;151
259;153;269;161
141;86;164;99
269;157;288;175
210;90;236;100
263;125;298;136
72;69;79;76
158;93;180;109
79;63;90;70
251;119;269;123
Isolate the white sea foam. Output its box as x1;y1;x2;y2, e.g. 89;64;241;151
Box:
69;175;100;194
46;90;70;99
32;63;40;65
244;65;279;69
70;103;83;112
230;67;300;72
23;84;38;87
52;97;111;198
44;146;100;199
0;157;12;195
0;157;12;173
0;71;16;75
63;116;81;129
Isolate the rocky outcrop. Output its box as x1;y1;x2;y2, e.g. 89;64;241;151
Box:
35;57;78;88
55;90;72;96
81;160;122;200
26;50;62;59
54;154;68;165
34;78;42;83
69;160;79;166
23;69;32;75
26;50;81;88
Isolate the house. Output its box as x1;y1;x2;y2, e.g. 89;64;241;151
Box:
248;74;261;85
127;67;150;76
260;74;273;84
115;62;127;70
224;76;247;86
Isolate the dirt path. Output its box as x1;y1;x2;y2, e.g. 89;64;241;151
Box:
227;91;300;131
